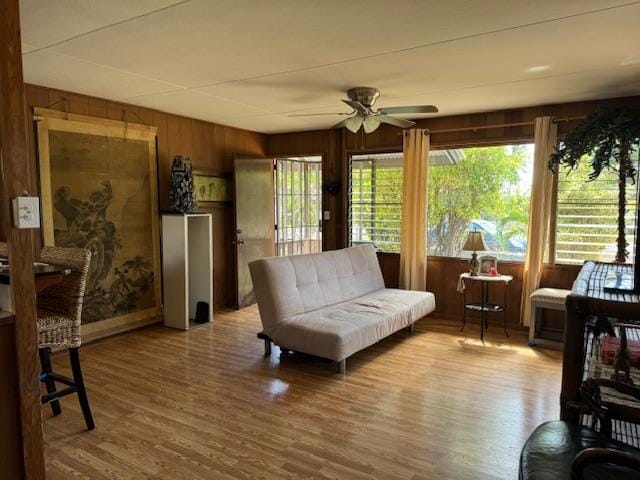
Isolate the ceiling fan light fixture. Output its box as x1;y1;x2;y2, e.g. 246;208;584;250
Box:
299;87;439;133
345;116;364;133
363;115;381;133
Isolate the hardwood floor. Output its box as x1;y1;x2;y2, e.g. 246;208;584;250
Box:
44;307;562;480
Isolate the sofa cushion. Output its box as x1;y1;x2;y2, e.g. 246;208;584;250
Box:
270;289;435;361
250;245;385;330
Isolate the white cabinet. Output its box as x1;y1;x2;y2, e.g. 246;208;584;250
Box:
161;214;213;330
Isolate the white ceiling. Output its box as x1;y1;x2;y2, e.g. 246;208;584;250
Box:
20;0;640;134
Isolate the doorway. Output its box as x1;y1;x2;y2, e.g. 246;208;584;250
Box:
233;155;322;309
275;156;322;256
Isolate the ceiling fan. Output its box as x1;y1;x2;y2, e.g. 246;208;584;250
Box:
289;87;438;133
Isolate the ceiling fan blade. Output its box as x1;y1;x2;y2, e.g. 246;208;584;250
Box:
376;115;415;129
363;115;380;133
288;112;353;117
342;99;368;113
377;105;438;115
333;116;363;132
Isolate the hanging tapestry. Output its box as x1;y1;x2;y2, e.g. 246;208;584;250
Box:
36;108;161;339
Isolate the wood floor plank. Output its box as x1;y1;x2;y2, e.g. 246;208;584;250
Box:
44;307;562;479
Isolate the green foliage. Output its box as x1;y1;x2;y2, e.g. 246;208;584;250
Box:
549;107;640;262
549;107;640;181
427;146;528;256
351;146;531;257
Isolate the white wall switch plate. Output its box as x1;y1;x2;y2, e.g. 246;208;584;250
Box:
323;210;330;220
12;197;40;229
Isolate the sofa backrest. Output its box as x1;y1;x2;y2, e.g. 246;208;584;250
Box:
249;245;385;330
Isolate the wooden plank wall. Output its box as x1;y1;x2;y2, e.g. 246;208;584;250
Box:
18;87;640;328
23;84;267;309
269;96;640;329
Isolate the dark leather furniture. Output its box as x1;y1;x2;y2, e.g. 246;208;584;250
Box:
519;420;640;479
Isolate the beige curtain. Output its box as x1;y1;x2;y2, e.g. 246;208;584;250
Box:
399;129;430;291
520;116;558;326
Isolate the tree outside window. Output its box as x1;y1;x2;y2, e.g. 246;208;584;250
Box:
427;145;532;260
350;145;534;261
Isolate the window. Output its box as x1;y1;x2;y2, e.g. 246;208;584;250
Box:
554;154;639;265
275;157;322;256
428;145;534;261
350;153;403;252
349;145;535;260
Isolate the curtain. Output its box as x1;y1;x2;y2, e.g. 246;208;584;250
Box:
399;129;430;291
520;116;558;326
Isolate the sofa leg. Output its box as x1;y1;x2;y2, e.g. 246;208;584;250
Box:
336;359;346;374
257;332;272;357
408;323;416;334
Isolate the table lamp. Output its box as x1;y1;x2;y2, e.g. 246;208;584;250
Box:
462;231;487;276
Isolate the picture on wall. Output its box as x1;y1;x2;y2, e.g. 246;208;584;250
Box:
193;170;232;204
36;108;161;339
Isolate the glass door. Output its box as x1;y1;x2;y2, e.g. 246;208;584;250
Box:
275;156;322;256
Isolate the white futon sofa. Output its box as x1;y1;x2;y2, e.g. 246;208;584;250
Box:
249;245;435;372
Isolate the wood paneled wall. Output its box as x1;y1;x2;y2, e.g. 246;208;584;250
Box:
20;87;640;325
269;96;640;328
23;84;267;309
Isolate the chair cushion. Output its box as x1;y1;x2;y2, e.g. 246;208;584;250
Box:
269;288;435;361
530;288;571;305
520;421;640;480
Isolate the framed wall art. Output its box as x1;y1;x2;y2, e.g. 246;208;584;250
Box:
35;107;162;341
193;169;232;205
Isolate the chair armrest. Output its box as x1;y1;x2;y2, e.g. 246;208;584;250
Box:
571;448;640;479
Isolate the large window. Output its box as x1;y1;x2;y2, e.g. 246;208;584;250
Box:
349;145;640;264
428;145;534;261
349;145;535;260
554;154;639;265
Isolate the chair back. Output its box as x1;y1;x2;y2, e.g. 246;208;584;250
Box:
38;246;91;345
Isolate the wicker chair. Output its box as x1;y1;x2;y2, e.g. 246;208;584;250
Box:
37;246;94;430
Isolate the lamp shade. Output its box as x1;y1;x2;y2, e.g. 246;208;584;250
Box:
462;231;488;251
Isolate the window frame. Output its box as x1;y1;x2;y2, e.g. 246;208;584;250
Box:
348;150;404;253
347;141;537;261
548;144;640;266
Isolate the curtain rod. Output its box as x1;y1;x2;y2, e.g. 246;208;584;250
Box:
399;115;585;135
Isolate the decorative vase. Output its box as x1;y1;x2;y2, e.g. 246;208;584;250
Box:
169;155;196;214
